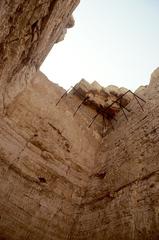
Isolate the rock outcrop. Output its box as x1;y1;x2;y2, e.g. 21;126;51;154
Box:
0;1;158;240
0;71;100;240
71;69;159;239
0;0;80;115
74;79;133;111
56;15;75;43
0;69;158;240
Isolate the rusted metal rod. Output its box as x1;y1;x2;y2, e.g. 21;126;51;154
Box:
88;112;100;128
88;90;146;128
129;90;146;103
56;87;72;106
73;97;89;116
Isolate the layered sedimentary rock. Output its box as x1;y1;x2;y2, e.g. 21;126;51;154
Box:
71;69;159;240
0;71;101;239
0;0;80;115
0;1;159;239
0;68;159;240
74;79;133;111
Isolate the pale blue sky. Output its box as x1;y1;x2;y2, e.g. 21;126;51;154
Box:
41;0;159;91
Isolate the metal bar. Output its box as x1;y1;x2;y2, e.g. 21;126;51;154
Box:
100;90;131;113
102;89;145;118
134;95;144;111
56;84;88;106
56;87;72;106
56;91;67;106
104;90;146;113
89;90;143;128
116;100;131;112
71;86;86;99
73;97;89;116
88;113;99;128
56;86;146;131
119;104;128;121
129;90;146;103
123;105;131;112
88;93;129;127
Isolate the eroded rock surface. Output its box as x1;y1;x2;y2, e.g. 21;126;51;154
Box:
0;0;80;115
0;71;101;240
0;1;158;239
71;68;159;240
74;79;133;111
0;69;158;240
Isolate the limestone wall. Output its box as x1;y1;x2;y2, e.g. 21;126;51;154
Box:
0;1;159;239
0;69;159;240
0;0;80;114
71;68;159;240
0;71;101;240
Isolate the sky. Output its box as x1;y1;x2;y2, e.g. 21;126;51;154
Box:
41;0;159;91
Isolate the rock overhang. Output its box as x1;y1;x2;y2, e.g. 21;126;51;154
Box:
0;1;159;240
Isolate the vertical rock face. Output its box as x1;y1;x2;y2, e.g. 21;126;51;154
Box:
0;0;80;114
0;1;159;239
0;71;101;240
70;69;159;240
0;69;159;240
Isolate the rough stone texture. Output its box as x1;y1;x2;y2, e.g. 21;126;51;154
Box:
75;79;133;111
71;68;159;240
0;0;80;115
0;1;159;239
0;71;101;240
56;15;75;43
0;68;159;239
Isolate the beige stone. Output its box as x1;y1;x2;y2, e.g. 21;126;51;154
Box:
0;1;158;240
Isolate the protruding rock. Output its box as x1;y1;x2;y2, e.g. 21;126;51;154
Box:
135;85;147;95
66;15;75;28
74;79;133;116
151;67;159;79
91;81;102;91
56;15;75;43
